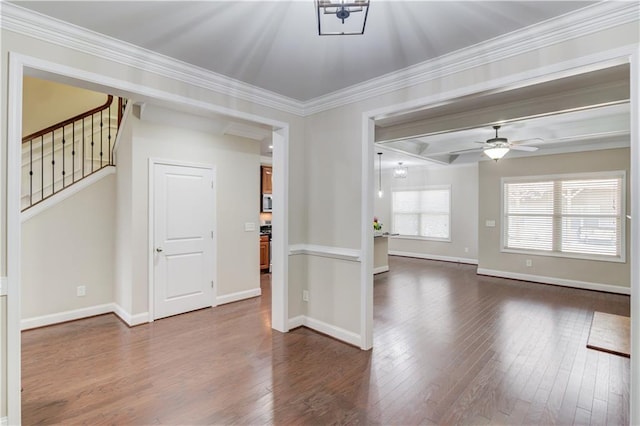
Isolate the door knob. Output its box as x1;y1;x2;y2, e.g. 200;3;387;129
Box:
156;247;163;253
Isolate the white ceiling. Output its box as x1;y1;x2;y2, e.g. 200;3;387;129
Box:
13;0;595;101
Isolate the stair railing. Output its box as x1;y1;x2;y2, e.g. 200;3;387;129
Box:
21;95;126;211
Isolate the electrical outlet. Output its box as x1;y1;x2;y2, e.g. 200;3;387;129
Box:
464;247;469;253
77;285;86;297
302;290;309;302
526;259;532;267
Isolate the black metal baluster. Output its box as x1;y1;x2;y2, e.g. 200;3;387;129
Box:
51;129;55;195
100;110;104;168
108;103;112;165
62;125;66;188
29;139;33;206
41;135;44;202
91;115;95;173
82;117;86;177
72;122;76;182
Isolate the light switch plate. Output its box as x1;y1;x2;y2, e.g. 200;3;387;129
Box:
485;220;496;228
244;222;256;232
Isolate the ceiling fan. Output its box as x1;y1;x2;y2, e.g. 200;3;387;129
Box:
478;125;540;160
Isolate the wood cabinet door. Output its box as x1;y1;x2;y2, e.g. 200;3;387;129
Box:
260;240;269;270
261;166;272;194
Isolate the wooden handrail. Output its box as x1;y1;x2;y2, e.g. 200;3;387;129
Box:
22;95;114;143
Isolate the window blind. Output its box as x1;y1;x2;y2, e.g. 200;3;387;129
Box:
503;172;624;260
392;187;450;240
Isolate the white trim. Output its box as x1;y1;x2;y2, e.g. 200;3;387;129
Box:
270;127;289;333
0;417;7;426
362;47;638;366
360;115;375;350
21;166;115;222
112;100;134;162
147;158;217;321
216;288;261;306
304;1;640;114
389;251;478;265
629;45;640;426
0;277;7;296
286;315;361;347
1;2;637;116
21;303;113;330
288;244;361;262
373;266;389;274
288;315;305;329
5;53;291;423
7;49;24;426
0;2;305;116
477;268;631;295
112;304;149;327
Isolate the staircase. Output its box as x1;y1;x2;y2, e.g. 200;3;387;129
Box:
21;95;127;211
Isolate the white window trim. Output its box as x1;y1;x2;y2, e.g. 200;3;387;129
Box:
391;184;452;242
500;170;627;263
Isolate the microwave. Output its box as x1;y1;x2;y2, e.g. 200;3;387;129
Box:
262;194;273;212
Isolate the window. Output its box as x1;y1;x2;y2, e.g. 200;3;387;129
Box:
503;172;625;262
392;186;450;240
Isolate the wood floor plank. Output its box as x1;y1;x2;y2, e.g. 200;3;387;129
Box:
22;256;630;425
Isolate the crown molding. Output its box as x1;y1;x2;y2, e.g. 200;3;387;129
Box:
0;2;306;117
1;1;638;118
303;1;640;115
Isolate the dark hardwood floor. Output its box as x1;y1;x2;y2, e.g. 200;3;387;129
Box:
22;256;630;425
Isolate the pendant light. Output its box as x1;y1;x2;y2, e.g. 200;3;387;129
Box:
377;152;383;198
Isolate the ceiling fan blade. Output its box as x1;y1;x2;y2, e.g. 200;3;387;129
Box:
510;137;544;145
450;147;483;154
511;145;539;152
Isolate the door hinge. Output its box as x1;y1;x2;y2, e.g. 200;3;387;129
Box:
211;180;214;188
211;280;214;288
211;231;214;239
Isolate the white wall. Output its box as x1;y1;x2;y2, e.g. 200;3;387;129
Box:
117;109;262;317
375;164;478;263
21;174;116;319
478;148;630;289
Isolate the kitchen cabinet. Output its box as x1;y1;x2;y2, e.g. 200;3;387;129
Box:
261;166;272;194
260;234;270;271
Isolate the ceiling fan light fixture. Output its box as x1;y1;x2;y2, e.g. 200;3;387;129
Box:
484;146;509;161
316;0;370;36
393;162;408;178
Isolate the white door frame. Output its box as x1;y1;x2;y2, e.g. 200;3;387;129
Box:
6;52;290;425
148;158;217;321
361;47;639;421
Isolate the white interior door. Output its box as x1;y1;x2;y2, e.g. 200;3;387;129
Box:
153;162;215;320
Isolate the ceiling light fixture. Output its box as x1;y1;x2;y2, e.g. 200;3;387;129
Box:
483;144;510;161
316;0;370;36
377;152;383;198
393;162;407;178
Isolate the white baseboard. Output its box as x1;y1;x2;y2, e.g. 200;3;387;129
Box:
0;416;7;426
288;315;305;329
287;315;362;347
21;303;114;330
373;265;389;274
389;250;478;265
216;288;261;305
476;268;631;295
112;304;149;326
